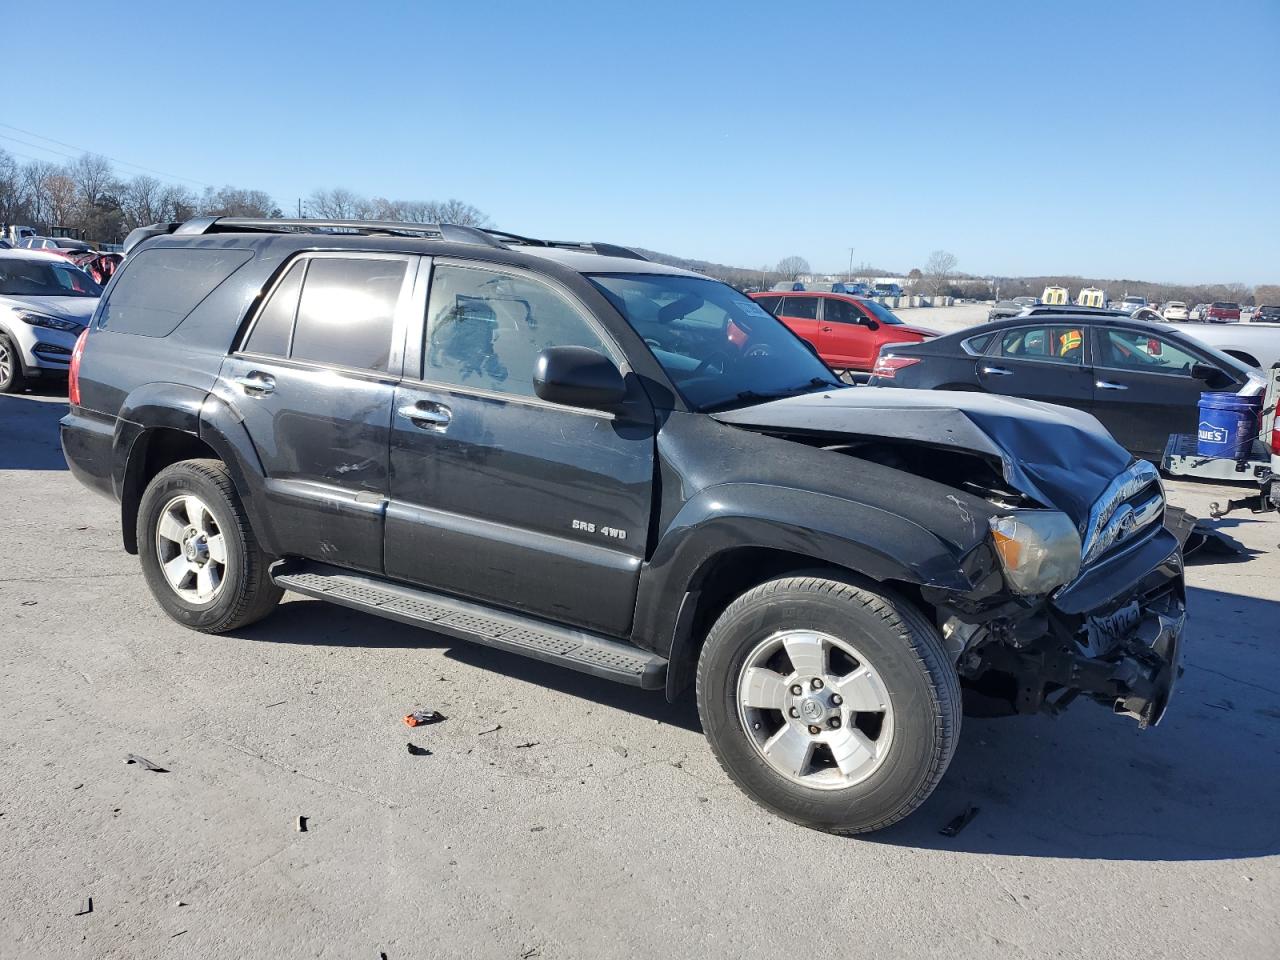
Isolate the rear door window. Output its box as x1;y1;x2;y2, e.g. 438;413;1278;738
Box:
779;296;819;319
243;260;305;357
754;295;782;314
289;256;408;373
98;247;254;336
999;325;1084;364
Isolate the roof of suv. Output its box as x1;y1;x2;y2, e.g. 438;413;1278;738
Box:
126;217;701;280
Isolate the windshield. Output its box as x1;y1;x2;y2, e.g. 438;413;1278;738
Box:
0;258;102;298
857;298;905;325
589;273;841;412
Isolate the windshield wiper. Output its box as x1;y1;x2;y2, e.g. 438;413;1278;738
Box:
703;378;842;413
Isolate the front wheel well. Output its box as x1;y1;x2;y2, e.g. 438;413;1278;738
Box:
121;429;221;553
665;546;927;700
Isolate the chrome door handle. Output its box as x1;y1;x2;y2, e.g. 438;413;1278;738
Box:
398;401;451;429
1096;380;1129;390
981;365;1013;376
820;325;832;332
235;372;275;396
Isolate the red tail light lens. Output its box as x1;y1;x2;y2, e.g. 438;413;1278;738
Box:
871;354;921;379
1271;399;1280;456
68;328;89;407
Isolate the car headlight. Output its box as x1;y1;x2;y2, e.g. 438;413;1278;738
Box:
18;311;82;332
988;510;1082;595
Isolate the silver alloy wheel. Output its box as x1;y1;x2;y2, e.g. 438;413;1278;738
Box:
0;340;11;384
736;629;894;790
154;494;228;604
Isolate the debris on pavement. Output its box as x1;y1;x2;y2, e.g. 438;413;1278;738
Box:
940;804;980;837
296;815;308;833
514;741;538;749
264;700;287;708
611;745;628;758
75;897;92;916
170;930;187;939
406;743;431;756
477;724;502;736
403;709;444;727
125;754;168;773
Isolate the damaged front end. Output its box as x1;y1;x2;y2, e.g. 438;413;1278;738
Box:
935;461;1186;728
712;390;1187;728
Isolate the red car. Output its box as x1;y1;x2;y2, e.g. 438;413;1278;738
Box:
1205;301;1242;323
749;291;939;372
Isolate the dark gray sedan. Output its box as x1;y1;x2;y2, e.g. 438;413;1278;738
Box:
868;313;1263;460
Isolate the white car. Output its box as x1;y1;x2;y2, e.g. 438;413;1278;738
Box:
1162;301;1189;320
0;250;102;393
1164;319;1280;371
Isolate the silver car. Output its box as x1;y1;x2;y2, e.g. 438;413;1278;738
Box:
0;251;101;393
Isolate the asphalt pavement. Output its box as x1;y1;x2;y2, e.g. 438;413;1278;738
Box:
2;387;1277;960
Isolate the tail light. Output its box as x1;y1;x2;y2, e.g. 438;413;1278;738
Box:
68;328;89;407
871;354;921;379
1271;398;1280;456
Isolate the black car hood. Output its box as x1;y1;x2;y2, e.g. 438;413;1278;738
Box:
711;388;1134;522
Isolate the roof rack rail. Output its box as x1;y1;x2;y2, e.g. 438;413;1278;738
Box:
481;229;648;261
171;216;507;248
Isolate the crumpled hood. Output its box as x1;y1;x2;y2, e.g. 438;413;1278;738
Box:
711;388;1135;523
0;295;97;327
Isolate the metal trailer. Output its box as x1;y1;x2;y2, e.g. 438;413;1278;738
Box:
1162;363;1279;517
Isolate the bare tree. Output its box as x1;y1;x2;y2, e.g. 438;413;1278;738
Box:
120;175;167;229
775;256;810;281
44;174;79;227
200;186;280;218
69;153;116;209
1253;284;1280;306
306;187;363;219
0;148;22;226
424;198;489;227
923;250;958;297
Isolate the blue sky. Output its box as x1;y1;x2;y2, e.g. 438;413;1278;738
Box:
6;0;1277;283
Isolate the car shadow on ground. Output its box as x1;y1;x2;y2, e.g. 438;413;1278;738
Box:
246;582;1280;860
871;583;1280;862
0;389;69;470
235;598;703;731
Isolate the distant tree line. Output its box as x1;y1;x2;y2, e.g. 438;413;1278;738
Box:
0;148;490;243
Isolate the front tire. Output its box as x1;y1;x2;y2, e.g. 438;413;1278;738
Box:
0;333;27;394
696;575;961;835
137;459;282;633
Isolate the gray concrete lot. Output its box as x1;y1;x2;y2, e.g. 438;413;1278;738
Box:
2;388;1278;960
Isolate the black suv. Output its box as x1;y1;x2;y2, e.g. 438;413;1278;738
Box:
61;217;1186;834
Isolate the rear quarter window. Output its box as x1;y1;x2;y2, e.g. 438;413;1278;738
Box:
98;247;254;336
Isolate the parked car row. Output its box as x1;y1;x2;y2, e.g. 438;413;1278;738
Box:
0;250;102;393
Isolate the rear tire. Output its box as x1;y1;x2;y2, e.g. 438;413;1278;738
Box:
137;458;282;633
696;575;961;835
0;334;26;394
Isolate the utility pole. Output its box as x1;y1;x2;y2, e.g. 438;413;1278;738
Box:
297;198;303;218
847;247;855;281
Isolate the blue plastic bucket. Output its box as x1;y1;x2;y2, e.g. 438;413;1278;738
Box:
1196;392;1262;459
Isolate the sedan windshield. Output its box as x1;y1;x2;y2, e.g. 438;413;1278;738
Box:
0;258;102;297
589;273;841;411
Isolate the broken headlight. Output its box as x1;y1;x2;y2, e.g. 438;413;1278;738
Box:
988;511;1082;595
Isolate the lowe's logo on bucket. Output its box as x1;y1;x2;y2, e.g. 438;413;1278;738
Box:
1198;420;1229;445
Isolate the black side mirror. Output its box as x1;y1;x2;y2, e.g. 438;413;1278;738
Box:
534;346;626;410
1191;361;1230;388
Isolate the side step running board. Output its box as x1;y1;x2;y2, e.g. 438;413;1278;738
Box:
271;561;667;689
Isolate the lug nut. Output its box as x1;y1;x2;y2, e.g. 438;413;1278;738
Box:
808;725;821;735
790;684;803;696
788;707;799;718
831;694;842;706
829;717;841;729
811;678;824;690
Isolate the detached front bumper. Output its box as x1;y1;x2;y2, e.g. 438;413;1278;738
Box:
963;527;1186;728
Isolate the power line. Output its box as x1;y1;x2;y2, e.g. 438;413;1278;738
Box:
0;121;214;188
